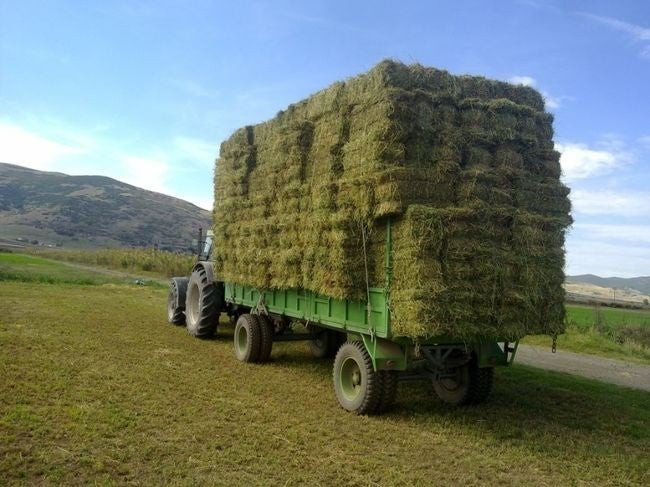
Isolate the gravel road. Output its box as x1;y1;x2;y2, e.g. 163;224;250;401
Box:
516;345;650;391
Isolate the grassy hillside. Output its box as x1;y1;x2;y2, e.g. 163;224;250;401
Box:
567;274;650;296
1;271;648;485
0;162;210;251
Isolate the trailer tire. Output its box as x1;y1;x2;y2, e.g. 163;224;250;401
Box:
185;268;220;338
309;329;345;358
432;359;493;406
374;370;398;413
167;277;188;325
254;314;273;362
234;314;262;363
333;341;381;415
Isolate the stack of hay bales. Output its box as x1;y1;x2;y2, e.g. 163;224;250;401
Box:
213;60;572;340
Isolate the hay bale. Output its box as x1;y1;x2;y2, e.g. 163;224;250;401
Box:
213;60;571;340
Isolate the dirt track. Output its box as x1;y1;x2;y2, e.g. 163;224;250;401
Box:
517;345;650;391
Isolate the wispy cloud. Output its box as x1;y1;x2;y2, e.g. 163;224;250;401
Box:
575;223;650;244
638;135;650;149
170;79;219;99
508;75;569;109
580;13;650;59
571;189;650;217
0;118;215;209
556;139;632;181
566;238;650;277
120;155;170;194
172;136;217;166
0;121;86;170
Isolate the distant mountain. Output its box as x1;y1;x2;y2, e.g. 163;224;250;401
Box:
0;163;211;251
566;274;650;296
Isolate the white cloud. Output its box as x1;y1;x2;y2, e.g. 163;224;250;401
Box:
172;136;217;166
0;121;85;170
509;76;536;87
120;156;170;194
170;79;218;99
555;141;630;181
565;238;650;277
575;223;650;244
638;135;650;149
507;76;566;109
581;13;650;59
571;189;650;217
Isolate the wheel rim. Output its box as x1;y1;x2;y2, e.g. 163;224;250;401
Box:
235;323;248;355
186;282;200;326
438;368;464;393
339;357;363;401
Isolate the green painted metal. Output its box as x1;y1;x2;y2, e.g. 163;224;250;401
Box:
476;341;509;368
225;283;390;338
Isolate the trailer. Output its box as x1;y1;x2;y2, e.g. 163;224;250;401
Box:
167;226;518;415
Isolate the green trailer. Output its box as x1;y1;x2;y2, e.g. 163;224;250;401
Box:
167;226;518;415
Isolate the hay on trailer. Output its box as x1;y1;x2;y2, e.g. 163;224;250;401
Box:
213;60;571;341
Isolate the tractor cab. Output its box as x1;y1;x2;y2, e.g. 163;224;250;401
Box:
194;228;213;262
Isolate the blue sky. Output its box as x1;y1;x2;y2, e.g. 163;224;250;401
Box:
1;0;649;276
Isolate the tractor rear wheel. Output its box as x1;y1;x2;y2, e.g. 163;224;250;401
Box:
167;277;188;325
185;267;220;338
333;341;381;415
432;359;494;406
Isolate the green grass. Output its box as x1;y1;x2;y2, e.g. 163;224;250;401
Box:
524;304;650;364
0;252;162;287
1;278;649;485
30;247;195;278
566;304;650;329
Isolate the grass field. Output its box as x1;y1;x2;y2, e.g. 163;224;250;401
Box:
1;259;649;485
566;304;650;329
0;252;163;287
29;247;195;278
524;304;650;364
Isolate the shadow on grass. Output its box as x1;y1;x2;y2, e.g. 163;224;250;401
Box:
269;346;649;441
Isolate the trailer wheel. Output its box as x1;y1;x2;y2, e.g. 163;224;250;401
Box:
254;314;273;362
234;314;262;363
309;329;345;358
333;341;381;415
167;277;188;325
432;360;494;406
185;268;221;338
374;370;398;413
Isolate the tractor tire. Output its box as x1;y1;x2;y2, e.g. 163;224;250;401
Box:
432;359;494;406
332;341;381;415
167;277;188;325
374;370;399;413
233;314;262;363
253;314;274;362
310;329;345;358
185;267;221;338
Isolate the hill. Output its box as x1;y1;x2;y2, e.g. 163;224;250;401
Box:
0;163;211;251
567;274;650;297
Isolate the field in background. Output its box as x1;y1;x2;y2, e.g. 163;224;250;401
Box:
27;248;194;278
1;263;648;485
0;253;163;287
524;304;650;364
